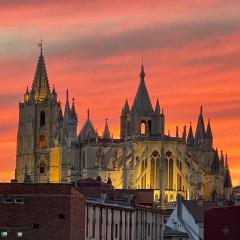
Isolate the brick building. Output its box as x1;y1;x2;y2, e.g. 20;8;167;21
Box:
204;206;240;240
0;183;85;240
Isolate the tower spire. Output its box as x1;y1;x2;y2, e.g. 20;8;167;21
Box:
64;89;70;115
102;118;111;139
131;62;153;113
154;98;160;114
31;41;51;101
187;122;194;146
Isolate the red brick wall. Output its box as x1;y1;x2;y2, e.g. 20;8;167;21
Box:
0;183;85;240
70;187;85;240
204;206;240;240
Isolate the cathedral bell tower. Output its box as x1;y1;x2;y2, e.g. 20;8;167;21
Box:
15;45;63;183
120;64;165;139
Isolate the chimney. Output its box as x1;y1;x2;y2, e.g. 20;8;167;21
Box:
177;194;182;219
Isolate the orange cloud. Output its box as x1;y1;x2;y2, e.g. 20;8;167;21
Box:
0;1;240;185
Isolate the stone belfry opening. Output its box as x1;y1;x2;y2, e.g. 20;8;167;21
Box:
120;63;165;139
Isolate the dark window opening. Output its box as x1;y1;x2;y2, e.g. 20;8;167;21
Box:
148;120;152;135
33;223;39;229
40;111;45;127
59;213;65;219
40;162;45;174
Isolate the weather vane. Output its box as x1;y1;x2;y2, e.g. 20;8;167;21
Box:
38;38;43;52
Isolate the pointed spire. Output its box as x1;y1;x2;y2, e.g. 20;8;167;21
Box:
87;109;90;120
225;154;228;168
206;119;213;139
224;154;232;188
182;125;187;140
24;86;30;101
131;63;153;113
64;89;70;116
71;98;77;121
31;42;51;101
122;99;130;114
194;106;206;146
102;118;111;139
140;61;145;79
187;122;194;146
211;148;220;173
25;86;29;95
52;84;56;94
176;126;179;138
155;98;160;114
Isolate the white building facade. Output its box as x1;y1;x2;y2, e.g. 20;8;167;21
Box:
85;198;164;240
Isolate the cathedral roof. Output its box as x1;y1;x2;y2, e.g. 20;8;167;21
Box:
31;46;51;101
131;64;153;114
79;109;97;141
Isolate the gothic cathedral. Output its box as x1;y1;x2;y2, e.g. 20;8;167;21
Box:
15;47;232;203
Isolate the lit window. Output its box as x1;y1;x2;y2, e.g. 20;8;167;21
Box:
140;121;146;135
17;232;23;237
15;198;24;204
1;232;7;237
39;135;45;149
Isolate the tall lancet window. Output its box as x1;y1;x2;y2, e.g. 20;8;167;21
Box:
165;151;174;190
150;150;160;189
40;111;45;127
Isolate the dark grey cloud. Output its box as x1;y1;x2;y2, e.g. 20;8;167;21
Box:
46;19;240;61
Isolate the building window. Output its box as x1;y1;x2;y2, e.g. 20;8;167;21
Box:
82;151;86;169
59;213;65;219
3;198;13;204
140;121;146;135
165;151;174;191
151;150;160;189
15;198;24;204
39;135;45;148
1;232;7;237
17;232;23;237
148;120;152;135
115;224;118;238
40;162;45;174
33;223;39;229
40;111;45;127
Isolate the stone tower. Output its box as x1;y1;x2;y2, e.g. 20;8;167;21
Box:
15;46;62;183
120;64;165;139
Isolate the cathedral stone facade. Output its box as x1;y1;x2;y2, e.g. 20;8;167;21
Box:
15;48;232;204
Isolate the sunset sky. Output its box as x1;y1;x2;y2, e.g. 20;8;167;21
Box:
0;0;239;185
